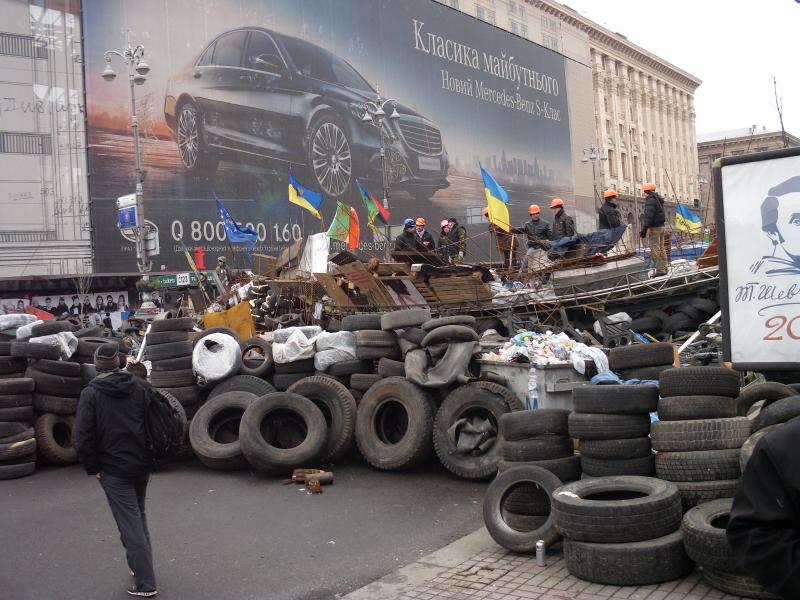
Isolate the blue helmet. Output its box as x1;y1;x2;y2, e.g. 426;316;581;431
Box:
403;218;415;228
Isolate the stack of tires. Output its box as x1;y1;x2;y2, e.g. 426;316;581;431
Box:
569;385;657;477
552;476;693;585
609;341;675;381
661;297;719;337
653;367;749;510
0;377;36;479
682;499;778;598
0;340;26;379
145;318;201;418
27;359;81;467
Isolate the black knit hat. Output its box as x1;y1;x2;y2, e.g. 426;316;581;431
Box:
94;343;119;372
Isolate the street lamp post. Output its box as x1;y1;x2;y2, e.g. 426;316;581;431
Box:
358;90;401;212
581;145;606;225
102;32;153;273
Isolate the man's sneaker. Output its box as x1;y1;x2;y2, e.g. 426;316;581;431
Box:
126;584;158;597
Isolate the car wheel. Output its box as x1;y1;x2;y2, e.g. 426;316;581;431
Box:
177;102;218;177
308;114;352;199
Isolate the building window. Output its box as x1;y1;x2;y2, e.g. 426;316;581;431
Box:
542;34;558;51
509;1;516;14
603;96;609;113
608;150;617;177
477;6;496;24
619;123;625;141
606;120;612;136
511;20;528;37
621;152;628;179
634;156;641;180
519;4;525;17
450;0;459;7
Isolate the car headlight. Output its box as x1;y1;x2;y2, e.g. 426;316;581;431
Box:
349;102;368;121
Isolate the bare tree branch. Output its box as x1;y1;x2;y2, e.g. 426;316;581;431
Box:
774;76;788;149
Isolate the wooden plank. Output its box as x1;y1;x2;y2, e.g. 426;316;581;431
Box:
337;261;395;306
376;263;411;276
315;273;354;308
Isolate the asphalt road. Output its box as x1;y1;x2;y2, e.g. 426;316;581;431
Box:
0;455;487;600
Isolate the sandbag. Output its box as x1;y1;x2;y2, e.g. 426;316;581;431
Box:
15;320;44;341
273;326;322;344
314;347;357;372
0;314;36;330
29;331;79;360
314;331;356;352
192;332;242;383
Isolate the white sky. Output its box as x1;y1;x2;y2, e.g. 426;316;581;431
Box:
562;0;799;137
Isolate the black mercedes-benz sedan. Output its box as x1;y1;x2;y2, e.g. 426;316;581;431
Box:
164;27;449;200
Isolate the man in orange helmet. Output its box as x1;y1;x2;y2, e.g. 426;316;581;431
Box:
599;189;622;229
549;198;576;240
414;217;435;251
513;203;551;278
640;183;668;276
484;207;518;266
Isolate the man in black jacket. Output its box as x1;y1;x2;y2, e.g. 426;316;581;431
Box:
549;198;577;240
414;217;436;251
727;417;800;599
513;204;551;277
639;183;668;276
599;190;622;229
74;343;158;597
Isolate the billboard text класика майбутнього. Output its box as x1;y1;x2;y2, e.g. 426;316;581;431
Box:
83;0;573;271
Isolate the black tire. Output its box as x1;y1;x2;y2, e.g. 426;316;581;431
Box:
29;359;81;378
572;384;658;414
287;376;357;464
145;340;193;362
563;530;692;586
74;325;103;338
689;296;720;315
657;395;737;421
421;325;479;347
502;436;573;462
651;417;750;452
629;316;663;334
240;392;327;473
273;358;316;375
34;413;77;465
740;425;780;472
350;373;381;392
355;346;399;361
189;391;257;470
400;327;426;346
502;513;548;531
681;498;739;572
149;317;195;332
608;342;675;371
150;355;193;372
702;567;780;599
377;358;405;377
328;359;374;377
145;330;187;346
0;356;26;375
736;381;796;416
675;479;740;511
0;406;33;421
0;394;32;410
239;338;273;377
433;382;518;480
656;448;741;482
0;341;10;355
193;327;240;346
0;377;35;396
752;395;800;431
272;372;314;391
0;437;37;461
33;394;78;415
677;303;706;323
579;437;651;459
502;483;552;516
207;374;276;400
30;320;74;337
380;309;431;331
314;371;349;386
499;409;569;440
10;342;61;360
355;377;433;471
342;313;382;331
0;426;34;444
482;465;562;552
659;367;740;398
662;313;696;334
499;455;581;482
421;315;476;331
25;368;82;397
150;369;196;388
567;412;651;440
616;365;672;381
551;476;682;543
354;330;397;347
0;421;31;437
580;453;655;477
349;388;364;402
0;461;35;480
157;385;200;406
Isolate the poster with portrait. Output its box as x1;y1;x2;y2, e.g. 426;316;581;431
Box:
0;298;28;315
30;291;130;317
716;147;800;369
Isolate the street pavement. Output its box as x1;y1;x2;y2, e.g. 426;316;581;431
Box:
0;455;487;600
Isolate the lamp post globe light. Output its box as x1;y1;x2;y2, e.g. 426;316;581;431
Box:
102;32;156;273
358;90;401;212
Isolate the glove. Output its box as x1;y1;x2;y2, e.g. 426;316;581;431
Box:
458;251;464;259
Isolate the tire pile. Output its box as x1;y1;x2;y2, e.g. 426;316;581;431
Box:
570;384;657;477
609;341;675;381
552;476;693;586
653;367;749;510
145;317;201;419
629;295;720;339
0;376;36;480
682;498;778;599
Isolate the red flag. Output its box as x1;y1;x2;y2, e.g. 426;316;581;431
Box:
348;206;360;250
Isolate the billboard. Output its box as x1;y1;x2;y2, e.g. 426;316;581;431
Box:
84;0;573;272
715;147;800;370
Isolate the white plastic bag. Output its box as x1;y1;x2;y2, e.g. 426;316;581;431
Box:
0;313;36;330
272;328;316;364
315;331;355;352
192;332;242;382
29;331;79;360
15;320;44;340
273;326;321;344
314;347;356;371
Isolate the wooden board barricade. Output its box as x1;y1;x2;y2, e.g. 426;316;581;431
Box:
202;301;255;340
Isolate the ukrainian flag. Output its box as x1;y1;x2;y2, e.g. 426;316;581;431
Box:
675;202;702;234
481;165;511;232
288;170;323;220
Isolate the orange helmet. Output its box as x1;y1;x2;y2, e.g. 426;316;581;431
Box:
415;217;426;226
482;207;489;218
549;198;564;208
603;189;617;199
528;204;541;215
643;183;657;192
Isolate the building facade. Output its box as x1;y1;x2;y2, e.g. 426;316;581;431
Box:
438;0;702;226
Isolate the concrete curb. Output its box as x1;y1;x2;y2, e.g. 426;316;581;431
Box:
343;527;494;600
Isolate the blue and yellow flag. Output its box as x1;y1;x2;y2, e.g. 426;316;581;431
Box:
675;202;702;234
480;165;510;232
288;170;323;220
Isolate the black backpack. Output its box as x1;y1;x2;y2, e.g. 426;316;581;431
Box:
143;388;186;462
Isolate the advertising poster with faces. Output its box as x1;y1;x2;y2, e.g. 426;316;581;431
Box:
22;292;131;317
0;299;28;315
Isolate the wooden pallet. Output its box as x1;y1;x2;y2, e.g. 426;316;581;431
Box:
429;274;491;306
